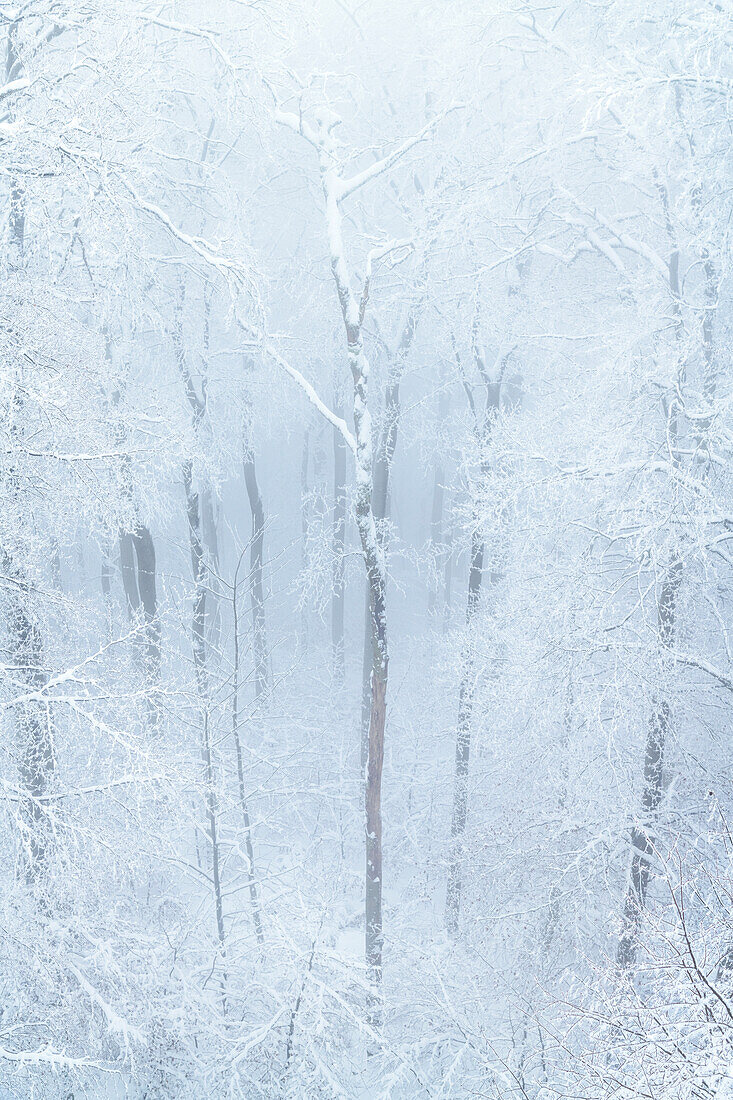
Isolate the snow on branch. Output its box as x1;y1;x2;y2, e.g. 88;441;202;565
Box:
240;325;356;454
120;177;250;291
335;108;456;201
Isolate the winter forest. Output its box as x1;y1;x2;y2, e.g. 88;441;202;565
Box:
1;1;732;1097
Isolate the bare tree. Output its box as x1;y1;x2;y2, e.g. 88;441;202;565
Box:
445;330;508;936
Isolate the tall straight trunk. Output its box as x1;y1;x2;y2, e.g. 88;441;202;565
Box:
183;460;227;987
615;218;696;968
443;494;454;633
332;404;347;684
445;529;484;935
360;587;372;773
231;549;264;945
119;522;160;727
360;371;400;769
200;487;221;652
347;342;390;1029
365;630;387;1019
445;334;504;935
299;430;310;652
617;561;681;969
174;284;221;649
101;536;114;640
243;453;269;701
428;387;450;614
119;531;140;617
427;468;445;614
131;525;161;718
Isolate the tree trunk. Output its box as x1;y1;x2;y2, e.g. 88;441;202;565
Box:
200;486;221;652
231;549;265;946
428;387;450;614
617;562;681;969
101;536;114;640
616;207;692;969
332;405;347;685
243;453;269;701
365;651;387;1021
360;370;401;770
444;334;504;935
445;529;484;936
175;282;221;650
299;429;310;652
183;460;227;990
360;586;372;773
131;524;161;723
443;495;454;633
119;531;140;617
119;522;160;727
428;467;445;614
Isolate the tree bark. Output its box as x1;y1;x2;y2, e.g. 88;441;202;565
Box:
359;317;417;771
183;460;227;988
360;371;400;770
119;531;140;617
617;561;681;969
445;334;505;935
445;529;484;935
231;549;265;945
119;522;160;727
615;202;694;969
174;282;221;648
299;429;310;652
428;387;450;614
243;453;270;701
332;404;347;685
131;524;161;720
443;494;454;633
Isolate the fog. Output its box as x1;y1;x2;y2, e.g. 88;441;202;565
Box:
1;1;731;1096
